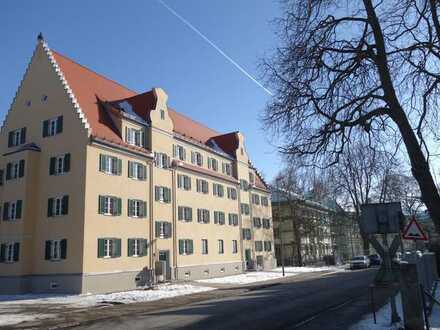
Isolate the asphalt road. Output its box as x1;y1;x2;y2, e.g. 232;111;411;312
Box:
78;268;379;330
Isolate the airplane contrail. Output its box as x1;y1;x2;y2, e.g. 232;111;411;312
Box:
157;0;273;96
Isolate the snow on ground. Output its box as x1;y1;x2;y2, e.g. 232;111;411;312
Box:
196;271;296;285
350;289;440;330
273;266;346;273
0;283;215;326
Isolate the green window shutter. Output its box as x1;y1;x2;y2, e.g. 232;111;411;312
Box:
0;244;5;262
49;157;56;175
111;157;118;175
141;165;147;180
98;196;104;214
127;199;133;217
188;208;193;221
56;116;63;134
18;160;25;177
128;239;134;256
155;221;161;237
47;198;54;217
0;169;3;186
13;243;20;262
64;153;71;172
3;203;9;221
20;127;26;144
179;240;184;255
142;239;148;256
42;120;49;137
117;159;122;175
165;222;172;238
116;198;122;216
16;200;22;219
188;240;194;254
178;207;183;220
114;239;121;257
165;188;171;203
141;201;147;218
45;241;51;260
99;154;106;172
61;196;69;215
6;163;11;180
128;161;133;178
155;186;160;201
8;131;13;147
60;239;67;259
97;239;105;258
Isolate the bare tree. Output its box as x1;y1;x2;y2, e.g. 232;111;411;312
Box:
263;0;440;234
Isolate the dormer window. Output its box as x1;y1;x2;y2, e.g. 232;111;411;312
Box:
173;145;186;161
126;128;144;147
222;163;232;176
160;110;165;120
207;157;218;171
249;172;255;185
191;151;203;166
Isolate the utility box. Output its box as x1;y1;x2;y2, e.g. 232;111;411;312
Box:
360;202;404;235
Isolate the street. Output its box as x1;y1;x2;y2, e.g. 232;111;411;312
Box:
77;268;378;330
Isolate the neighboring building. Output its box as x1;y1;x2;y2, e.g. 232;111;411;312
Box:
0;37;275;294
272;189;334;266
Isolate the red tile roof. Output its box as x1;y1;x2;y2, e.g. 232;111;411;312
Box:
50;49;269;191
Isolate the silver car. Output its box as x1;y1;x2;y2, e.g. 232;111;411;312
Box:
349;255;371;269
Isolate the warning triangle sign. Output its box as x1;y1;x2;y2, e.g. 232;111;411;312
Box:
402;217;428;241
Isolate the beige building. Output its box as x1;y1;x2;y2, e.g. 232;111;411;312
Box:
0;36;275;294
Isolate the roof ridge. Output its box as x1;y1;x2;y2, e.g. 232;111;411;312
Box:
51;50;138;96
168;107;220;136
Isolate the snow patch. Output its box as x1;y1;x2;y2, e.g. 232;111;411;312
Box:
196;271;296;285
273;266;346;273
0;312;54;327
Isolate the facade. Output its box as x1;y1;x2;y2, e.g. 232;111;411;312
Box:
0;37;275;294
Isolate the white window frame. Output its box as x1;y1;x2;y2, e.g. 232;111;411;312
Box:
50;240;61;260
5;243;15;263
202;239;208;255
9;201;17;220
182;240;190;255
232;240;238;254
55;155;65;175
159;222;166;238
104;239;113;258
127;128;144;147
133;239;141;257
103;197;115;216
131;200;141;218
12;161;19;179
48;118;58;137
12;129;22;147
218;240;224;254
53;197;63;216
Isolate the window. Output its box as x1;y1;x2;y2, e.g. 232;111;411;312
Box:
49;154;70;176
6;160;25;181
201;239;208;255
128;161;147;180
214;211;225;225
261;196;269;207
126;127;144;147
2;200;22;221
0;170;3;186
222;162;232;176
240;179;249;191
173;145;186;161
128;238;148;257
98;196;122;216
191;151;203;166
128;199;147;218
264;241;272;252
160;109;165;120
155;221;172;238
196;179;209;194
249;172;255;185
253;217;262;228
232;240;238;254
179;239;193;255
154;152;170;169
242;228;252;240
213;183;224;197
178;206;193;222
252;194;260;205
97;238;121;258
197;209;210;224
45;239;67;261
0;242;20;263
255;241;263;252
228;213;239;226
207;157;218;171
263;218;271;229
47;196;69;217
155;186;171;203
99;154;122;175
218;240;224;254
227;187;237;200
240;203;250;215
42;116;63;137
177;174;191;190
8;127;26;147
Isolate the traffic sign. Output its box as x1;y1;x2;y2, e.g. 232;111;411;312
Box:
402;216;428;241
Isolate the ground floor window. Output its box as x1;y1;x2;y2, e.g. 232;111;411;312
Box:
0;242;20;263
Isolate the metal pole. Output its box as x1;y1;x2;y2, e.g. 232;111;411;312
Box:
421;284;430;330
279;201;285;277
383;234;401;324
370;285;377;324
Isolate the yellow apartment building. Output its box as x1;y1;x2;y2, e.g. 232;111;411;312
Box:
0;36;275;294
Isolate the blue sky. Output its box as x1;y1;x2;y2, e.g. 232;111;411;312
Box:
0;0;282;181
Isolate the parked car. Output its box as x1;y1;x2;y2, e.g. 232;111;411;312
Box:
368;254;381;266
349;255;371;269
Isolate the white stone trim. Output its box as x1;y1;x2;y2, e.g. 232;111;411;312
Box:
41;41;91;136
